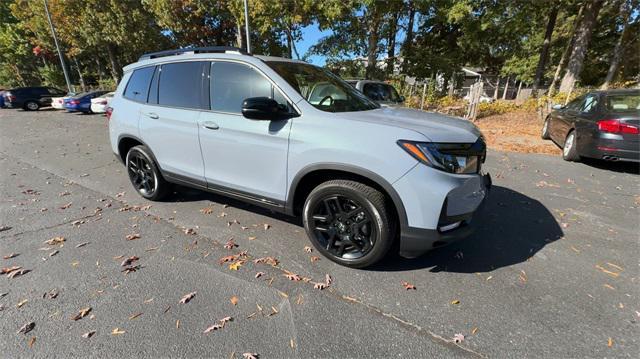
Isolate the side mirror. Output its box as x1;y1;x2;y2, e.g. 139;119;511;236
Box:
241;97;280;120
552;104;564;110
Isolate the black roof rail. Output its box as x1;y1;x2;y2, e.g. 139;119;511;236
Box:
138;46;251;61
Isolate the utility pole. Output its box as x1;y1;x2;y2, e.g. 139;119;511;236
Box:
243;0;251;53
43;0;72;93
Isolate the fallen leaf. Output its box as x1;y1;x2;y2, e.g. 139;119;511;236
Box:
304;246;312;253
608;337;613;347
263;224;270;230
59;202;72;210
115;192;125;198
129;313;143;320
472;327;478;335
183;228;196;235
199;207;214;214
220;316;233;325
255;272;265;279
310;256;320;263
401;281;416;290
247;236;257;240
284;273;301;281
71;307;92;321
17;322;35;335
2;265;21;274
122;265;141;274
453;333;465;343
451;300;460;305
219;255;238;265
81;330;96;338
28;336;36;348
325;274;332;285
224;239;237;250
242;353;258;359
45;236;65;245
7;268;29;278
120;256;140;267
75;242;89;248
49;250;59;257
253;257;278;267
125;233;141;241
17;299;28;308
203;324;222;333
176;319;180;329
229;261;244;271
179;292;196;304
43;289;58;299
595;264;620;277
230;296;239;306
111;328;125;335
313;282;327;290
0;225;12;232
3;253;18;259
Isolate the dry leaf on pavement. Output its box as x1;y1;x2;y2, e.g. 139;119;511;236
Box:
230;296;239;306
243;353;259;359
203;324;222;333
7;268;29;278
111;328;125;335
313;282;327;290
304;246;312;253
451;300;460;305
125;233;141;241
255;272;265;279
453;333;465;343
1;266;21;274
229;261;244;271
82;330;96;338
224;239;237;249
200;207;214;214
284;273;301;281
17;322;35;335
183;228;197;235
120;256;140;267
71;307;92;321
45;236;65;245
401;281;416;290
179;292;196;304
3;253;18;259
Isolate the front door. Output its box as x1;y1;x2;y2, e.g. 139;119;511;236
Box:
198;61;292;204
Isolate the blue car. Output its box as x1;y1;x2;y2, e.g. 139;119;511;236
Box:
64;90;109;113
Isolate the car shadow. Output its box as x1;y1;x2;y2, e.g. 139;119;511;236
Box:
580;158;639;175
370;185;564;273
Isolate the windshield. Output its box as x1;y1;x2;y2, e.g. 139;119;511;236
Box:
605;93;640;113
266;61;379;112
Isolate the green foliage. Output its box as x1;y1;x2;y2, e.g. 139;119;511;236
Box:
38;63;65;88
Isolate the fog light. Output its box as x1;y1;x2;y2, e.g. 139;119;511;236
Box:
439;221;461;232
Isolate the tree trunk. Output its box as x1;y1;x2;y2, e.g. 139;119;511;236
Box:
236;22;244;49
365;7;382;80
493;77;500;99
73;58;86;92
106;43;121;84
559;0;604;93
386;11;399;77
549;4;585;96
601;0;631;89
533;6;559;94
401;1;415;74
502;76;510;100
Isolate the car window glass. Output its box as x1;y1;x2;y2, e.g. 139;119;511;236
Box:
124;66;155;102
158;62;205;109
363;83;400;102
566;96;584;111
605;93;640;113
210;62;279;113
580;95;598;113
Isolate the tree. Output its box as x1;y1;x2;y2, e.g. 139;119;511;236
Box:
559;0;604;93
532;4;559;93
601;0;634;89
548;3;584;96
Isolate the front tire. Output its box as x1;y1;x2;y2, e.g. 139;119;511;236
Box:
562;130;580;162
125;145;169;200
24;101;39;111
302;180;395;268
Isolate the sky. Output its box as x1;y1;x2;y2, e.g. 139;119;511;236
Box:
296;23;332;66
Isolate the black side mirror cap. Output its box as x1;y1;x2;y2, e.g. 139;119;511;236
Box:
242;97;296;120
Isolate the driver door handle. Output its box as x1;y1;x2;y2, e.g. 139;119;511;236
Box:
202;121;219;130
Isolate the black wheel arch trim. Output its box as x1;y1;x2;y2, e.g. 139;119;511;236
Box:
286;163;409;231
116;134;161;168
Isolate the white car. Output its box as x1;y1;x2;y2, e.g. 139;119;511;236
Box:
51;93;76;109
90;92;115;113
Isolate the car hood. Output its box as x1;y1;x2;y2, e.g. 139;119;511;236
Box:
336;107;482;143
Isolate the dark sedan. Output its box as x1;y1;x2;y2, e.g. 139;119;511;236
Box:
542;89;639;163
3;86;66;110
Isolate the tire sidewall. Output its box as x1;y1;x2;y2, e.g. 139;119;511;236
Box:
562;131;580;161
125;145;164;200
25;101;39;111
541;118;550;139
302;183;390;268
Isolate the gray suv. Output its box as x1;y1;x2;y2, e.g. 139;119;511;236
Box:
108;47;490;268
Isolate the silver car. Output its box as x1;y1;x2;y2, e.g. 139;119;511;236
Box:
108;47;490;268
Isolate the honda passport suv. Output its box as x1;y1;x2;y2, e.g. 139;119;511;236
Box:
108;47;490;268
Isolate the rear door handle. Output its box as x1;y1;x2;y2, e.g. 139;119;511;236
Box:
202;121;219;130
146;112;159;119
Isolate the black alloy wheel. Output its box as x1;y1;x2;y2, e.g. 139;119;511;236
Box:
125;145;169;200
303;180;394;268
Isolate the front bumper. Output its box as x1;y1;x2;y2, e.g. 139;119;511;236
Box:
395;169;491;258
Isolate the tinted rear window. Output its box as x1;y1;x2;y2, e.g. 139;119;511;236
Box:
158;61;206;109
124;66;155;102
605;93;640;113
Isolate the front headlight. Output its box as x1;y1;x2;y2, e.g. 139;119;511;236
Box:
398;140;485;174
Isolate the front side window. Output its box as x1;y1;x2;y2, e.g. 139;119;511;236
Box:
580;94;598;113
566;96;584;111
266;61;379;113
158;61;206;109
124;66;155;102
210;62;277;114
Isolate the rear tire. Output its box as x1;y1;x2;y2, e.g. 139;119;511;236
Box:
541;117;551;140
125;145;170;201
302;180;395;268
24;101;39;111
562;130;580;162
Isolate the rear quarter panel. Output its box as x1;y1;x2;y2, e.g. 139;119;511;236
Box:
108;72;139;156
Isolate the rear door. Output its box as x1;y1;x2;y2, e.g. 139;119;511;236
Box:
139;61;208;182
554;96;584;144
198;61;293;203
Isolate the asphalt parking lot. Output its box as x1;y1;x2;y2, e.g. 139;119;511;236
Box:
1;108;639;358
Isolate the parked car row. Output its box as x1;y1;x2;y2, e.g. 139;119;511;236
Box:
1;86;114;113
